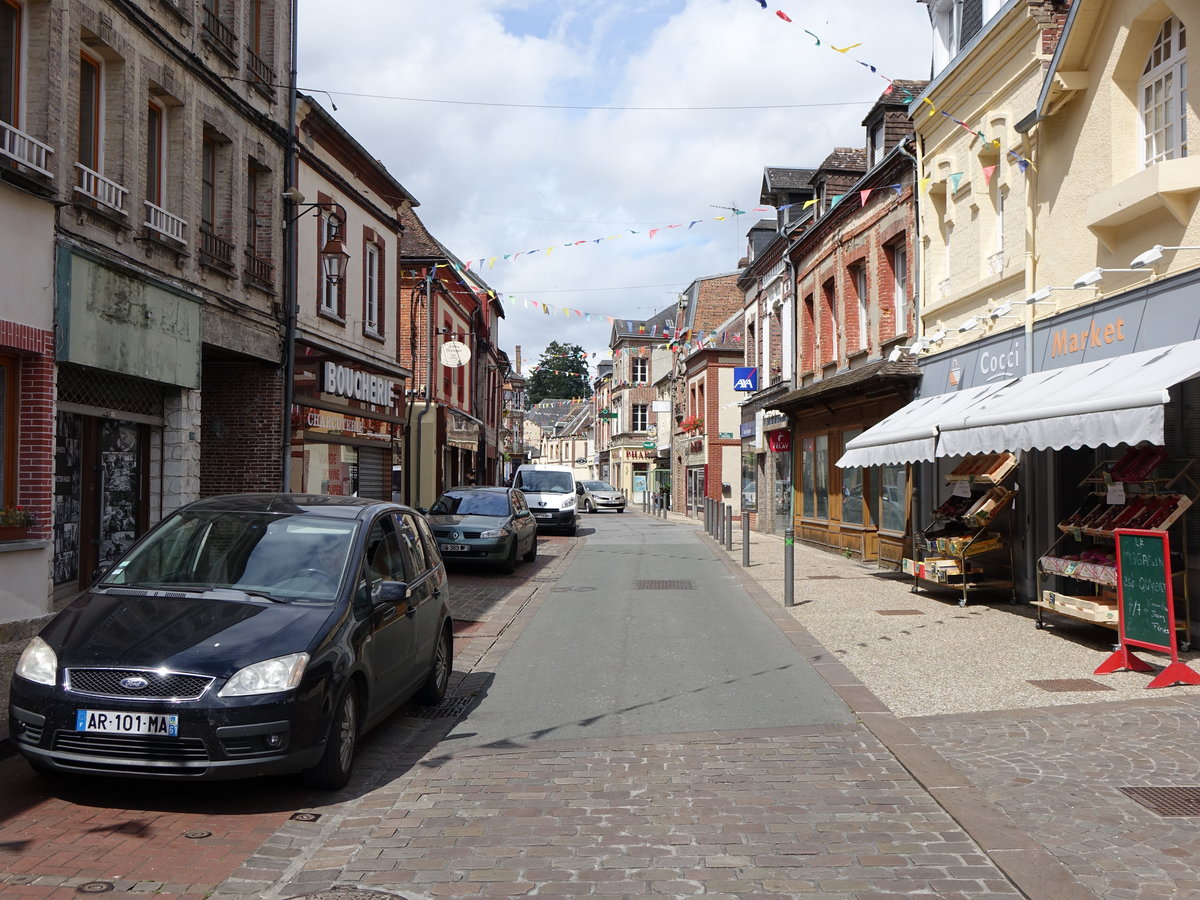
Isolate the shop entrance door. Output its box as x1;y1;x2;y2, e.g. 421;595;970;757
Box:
54;413;148;590
686;466;706;518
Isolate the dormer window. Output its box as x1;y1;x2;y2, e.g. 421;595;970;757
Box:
869;122;885;167
1140;16;1187;166
931;0;962;73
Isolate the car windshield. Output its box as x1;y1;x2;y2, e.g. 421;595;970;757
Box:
584;481;616;492
516;472;573;493
99;510;358;602
430;492;512;517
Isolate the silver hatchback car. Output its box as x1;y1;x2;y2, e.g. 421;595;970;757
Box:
577;480;626;513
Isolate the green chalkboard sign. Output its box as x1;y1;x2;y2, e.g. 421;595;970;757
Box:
1115;529;1174;652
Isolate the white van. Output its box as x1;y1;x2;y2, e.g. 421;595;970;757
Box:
512;464;578;535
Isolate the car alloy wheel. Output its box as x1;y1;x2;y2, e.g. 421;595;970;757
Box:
303;685;358;789
416;626;451;705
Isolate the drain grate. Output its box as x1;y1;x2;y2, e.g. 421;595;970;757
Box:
877;609;925;616
531;576;558;583
634;580;696;590
1027;678;1115;692
809;575;850;580
1119;787;1200;817
404;695;473;719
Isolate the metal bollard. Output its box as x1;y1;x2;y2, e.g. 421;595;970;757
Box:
742;510;750;567
784;528;795;607
716;502;724;544
725;505;733;551
703;497;709;532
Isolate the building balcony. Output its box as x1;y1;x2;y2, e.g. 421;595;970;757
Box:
0;119;54;178
144;201;187;245
201;9;237;62
246;49;275;98
200;228;235;273
243;249;275;286
74;163;128;215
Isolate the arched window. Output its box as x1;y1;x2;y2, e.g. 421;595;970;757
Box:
1140;16;1188;166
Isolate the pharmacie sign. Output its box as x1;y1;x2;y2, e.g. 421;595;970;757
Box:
322;362;397;408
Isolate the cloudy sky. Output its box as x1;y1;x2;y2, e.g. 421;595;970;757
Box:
297;0;934;381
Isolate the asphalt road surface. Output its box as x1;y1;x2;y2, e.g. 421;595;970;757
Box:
444;511;853;750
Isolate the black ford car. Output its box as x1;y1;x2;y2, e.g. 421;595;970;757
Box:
9;494;452;789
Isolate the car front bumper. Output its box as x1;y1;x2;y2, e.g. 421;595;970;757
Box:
591;496;626;510
435;538;510;562
9;675;332;781
529;508;576;528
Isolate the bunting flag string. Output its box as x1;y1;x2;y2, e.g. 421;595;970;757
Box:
745;0;1035;172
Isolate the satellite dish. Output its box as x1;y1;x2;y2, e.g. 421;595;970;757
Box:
440;340;471;368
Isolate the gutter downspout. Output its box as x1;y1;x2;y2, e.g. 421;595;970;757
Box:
280;0;300;492
896;133;923;562
413;270;434;507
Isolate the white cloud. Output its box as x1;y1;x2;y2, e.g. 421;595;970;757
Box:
298;0;932;381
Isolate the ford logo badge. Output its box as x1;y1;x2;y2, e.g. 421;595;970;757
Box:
120;676;150;690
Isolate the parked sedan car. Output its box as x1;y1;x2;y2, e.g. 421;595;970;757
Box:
577;480;626;513
8;494;452;790
425;486;537;573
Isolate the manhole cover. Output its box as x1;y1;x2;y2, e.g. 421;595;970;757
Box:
634;580;696;590
404;695;473;719
1119;787;1200;816
290;812;322;822
183;829;213;839
1028;678;1115;692
877;609;925;616
76;884;115;895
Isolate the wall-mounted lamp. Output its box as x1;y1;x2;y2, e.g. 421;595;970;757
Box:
283;189;351;285
904;337;927;354
1072;267;1139;289
927;329;947;345
958;317;980;333
989;302;1015;319
1129;244;1200;269
887;345;904;362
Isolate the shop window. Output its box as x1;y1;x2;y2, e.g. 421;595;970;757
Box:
801;434;829;520
1140;16;1187;166
841;428;864;525
872;463;907;533
740;452;756;511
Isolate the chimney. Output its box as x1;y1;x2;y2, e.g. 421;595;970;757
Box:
515;345;522;375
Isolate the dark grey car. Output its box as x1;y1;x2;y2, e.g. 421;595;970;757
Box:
426;486;538;573
9;494;453;790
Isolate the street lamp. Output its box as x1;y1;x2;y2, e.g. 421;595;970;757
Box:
279;187;352;491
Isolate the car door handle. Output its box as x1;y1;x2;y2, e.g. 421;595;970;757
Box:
405;603;417;618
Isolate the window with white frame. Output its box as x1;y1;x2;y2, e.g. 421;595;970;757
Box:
869;122;885;167
1;0;20;128
853;263;868;349
632;403;649;432
1140;16;1188;166
889;241;907;328
631;356;648;384
364;242;380;333
931;0;961;73
320;210;341;315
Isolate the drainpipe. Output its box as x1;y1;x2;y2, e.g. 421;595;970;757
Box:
896;133;924;559
412;270;434;507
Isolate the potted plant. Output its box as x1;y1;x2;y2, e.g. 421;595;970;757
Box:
0;506;35;540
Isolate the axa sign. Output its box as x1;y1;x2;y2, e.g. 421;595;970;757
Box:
733;367;758;392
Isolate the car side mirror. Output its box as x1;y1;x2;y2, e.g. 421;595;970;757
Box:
376;581;410;604
416;506;428;515
576;485;584;495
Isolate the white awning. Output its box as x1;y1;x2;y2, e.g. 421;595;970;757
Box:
837;380;1010;468
937;340;1200;458
837;339;1200;468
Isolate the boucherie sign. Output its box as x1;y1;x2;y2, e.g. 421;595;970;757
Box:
322;362;397;408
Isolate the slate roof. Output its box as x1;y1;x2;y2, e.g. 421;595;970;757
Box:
762;167;817;192
820;147;868;172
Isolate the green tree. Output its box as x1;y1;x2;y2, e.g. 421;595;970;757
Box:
525;341;592;406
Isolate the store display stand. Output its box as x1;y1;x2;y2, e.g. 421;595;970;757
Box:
905;453;1019;608
1034;451;1195;651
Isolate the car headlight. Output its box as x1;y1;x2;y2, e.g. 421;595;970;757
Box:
480;527;508;539
563;496;576;509
218;652;309;697
15;636;57;686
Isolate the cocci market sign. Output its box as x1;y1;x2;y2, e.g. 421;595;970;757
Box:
323;362;397;408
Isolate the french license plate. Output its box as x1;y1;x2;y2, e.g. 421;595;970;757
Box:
439;543;469;552
76;709;179;737
534;512;553;520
